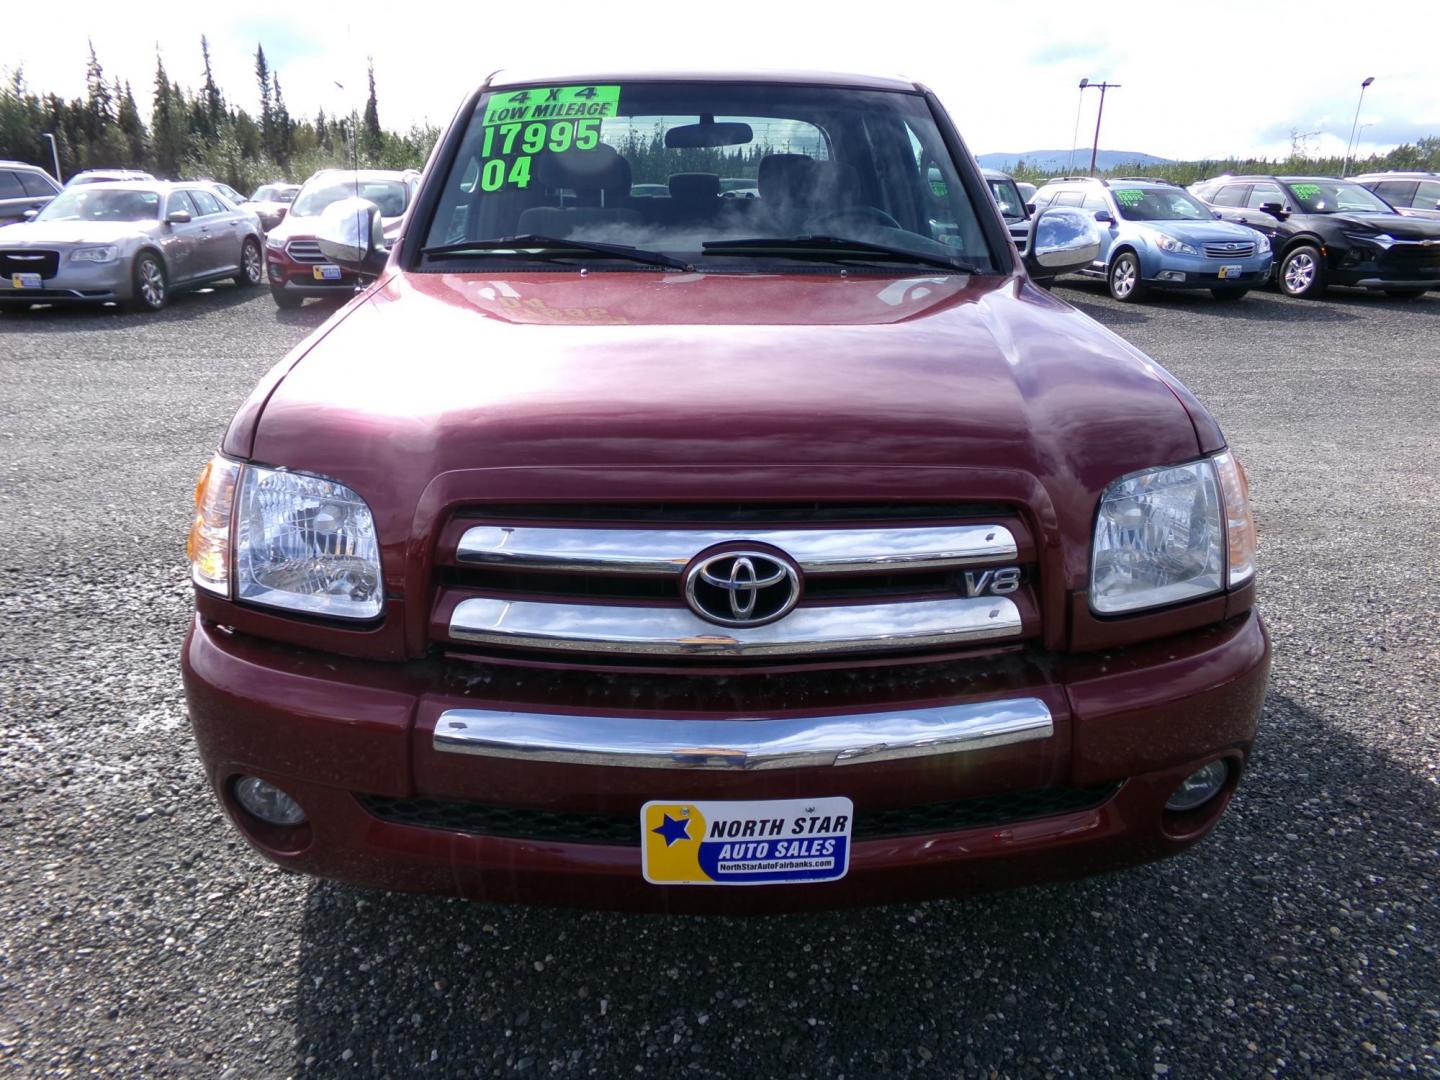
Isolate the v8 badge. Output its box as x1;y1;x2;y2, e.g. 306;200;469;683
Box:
961;567;1021;597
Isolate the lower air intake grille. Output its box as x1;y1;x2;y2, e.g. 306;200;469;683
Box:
357;784;1121;846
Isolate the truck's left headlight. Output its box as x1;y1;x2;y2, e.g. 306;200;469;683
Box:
187;455;383;619
1091;458;1224;614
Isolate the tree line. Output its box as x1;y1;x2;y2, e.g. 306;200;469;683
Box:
0;39;438;194
1006;137;1440;186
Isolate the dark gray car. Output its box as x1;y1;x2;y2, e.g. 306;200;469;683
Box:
0;181;264;312
0;161;62;225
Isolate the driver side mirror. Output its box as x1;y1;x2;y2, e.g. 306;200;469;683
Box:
1258;201;1288;219
22;208;39;221
1213;210;1223;219
316;197;388;276
1023;207;1103;281
166;209;192;224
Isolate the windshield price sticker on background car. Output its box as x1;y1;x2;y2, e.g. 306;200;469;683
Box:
1291;183;1322;201
477;85;621;192
1114;189;1145;208
642;797;854;886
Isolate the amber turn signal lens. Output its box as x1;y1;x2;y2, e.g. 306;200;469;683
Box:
1212;452;1256;587
188;454;241;597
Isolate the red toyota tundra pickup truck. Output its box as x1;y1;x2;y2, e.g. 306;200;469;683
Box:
182;70;1269;913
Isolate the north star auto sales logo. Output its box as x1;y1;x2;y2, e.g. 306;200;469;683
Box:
641;797;854;886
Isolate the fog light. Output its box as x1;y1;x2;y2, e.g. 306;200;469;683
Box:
1156;270;1186;282
234;776;307;826
1165;759;1229;812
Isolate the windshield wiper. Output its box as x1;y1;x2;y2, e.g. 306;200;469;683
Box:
702;235;981;273
420;235;691;271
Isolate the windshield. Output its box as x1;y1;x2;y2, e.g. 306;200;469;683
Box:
292;177;410;218
986;178;1025;220
1284;180;1391;214
1111;187;1214;222
36;187;160;222
421;81;1000;272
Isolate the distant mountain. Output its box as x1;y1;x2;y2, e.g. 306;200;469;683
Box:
977;149;1174;173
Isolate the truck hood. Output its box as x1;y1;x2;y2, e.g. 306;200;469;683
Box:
238;270;1217;584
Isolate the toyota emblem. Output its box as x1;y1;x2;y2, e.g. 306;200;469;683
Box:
683;549;802;627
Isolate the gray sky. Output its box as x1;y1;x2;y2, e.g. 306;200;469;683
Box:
5;0;1437;161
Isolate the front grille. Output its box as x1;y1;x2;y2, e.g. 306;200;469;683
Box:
284;239;323;263
1203;242;1255;259
435;504;1036;661
1379;244;1440;271
0;249;60;277
357;784;1121;846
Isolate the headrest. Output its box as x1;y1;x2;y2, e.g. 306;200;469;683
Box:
668;173;721;202
534;145;631;193
758;154;819;204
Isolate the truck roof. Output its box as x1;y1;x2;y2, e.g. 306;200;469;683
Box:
484;68;920;94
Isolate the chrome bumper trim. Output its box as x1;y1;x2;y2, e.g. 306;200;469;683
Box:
433;697;1053;770
455;523;1017;575
448;595;1022;657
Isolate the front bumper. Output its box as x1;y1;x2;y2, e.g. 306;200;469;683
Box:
184;610;1270;912
0;258;131;303
1140;250;1273;289
266;242;364;297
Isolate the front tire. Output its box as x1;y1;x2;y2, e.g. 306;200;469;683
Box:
1108;252;1148;302
270;285;304;309
1211;287;1250;301
235;238;263;287
129;252;167;312
1279;244;1325;298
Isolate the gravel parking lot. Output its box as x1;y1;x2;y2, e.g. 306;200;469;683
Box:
2;280;1437;1078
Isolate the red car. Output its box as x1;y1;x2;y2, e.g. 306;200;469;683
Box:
263;168;418;308
184;71;1269;913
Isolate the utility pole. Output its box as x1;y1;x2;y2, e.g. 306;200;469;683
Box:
1343;76;1374;176
42;133;61;182
1067;78;1089;174
1085;81;1121;176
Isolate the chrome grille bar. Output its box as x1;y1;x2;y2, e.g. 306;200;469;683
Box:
433;697;1053;770
1203;243;1256;259
456;524;1017;575
449;596;1021;657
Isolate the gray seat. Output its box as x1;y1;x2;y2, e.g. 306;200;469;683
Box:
516;145;641;237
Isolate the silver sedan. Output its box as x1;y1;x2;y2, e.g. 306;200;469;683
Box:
0;181;264;312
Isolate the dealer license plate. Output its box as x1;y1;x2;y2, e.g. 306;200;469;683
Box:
1218;264;1244;279
312;264;342;281
11;273;41;289
641;797;853;886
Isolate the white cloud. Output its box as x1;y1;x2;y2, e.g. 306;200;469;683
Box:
5;0;1437;161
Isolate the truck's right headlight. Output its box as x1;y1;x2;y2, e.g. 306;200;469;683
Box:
1090;453;1254;614
188;454;384;620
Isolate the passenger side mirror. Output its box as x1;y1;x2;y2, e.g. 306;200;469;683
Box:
316;197;388;276
1024;202;1036;217
166;210;192;224
1093;209;1115;225
1258;202;1288;219
22;208;38;221
1023;207;1103;281
1212;210;1223;219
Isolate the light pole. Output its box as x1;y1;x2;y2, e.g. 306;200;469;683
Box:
42;133;61;182
1067;78;1089;174
1083;81;1121;176
1343;76;1374;175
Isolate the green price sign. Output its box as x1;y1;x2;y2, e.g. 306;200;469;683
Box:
1115;189;1145;207
476;85;621;192
1291;183;1321;200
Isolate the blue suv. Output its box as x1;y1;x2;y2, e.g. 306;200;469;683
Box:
1031;177;1273;301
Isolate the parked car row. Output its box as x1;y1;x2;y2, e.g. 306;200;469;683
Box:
984;167;1440;302
0;167;419;313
